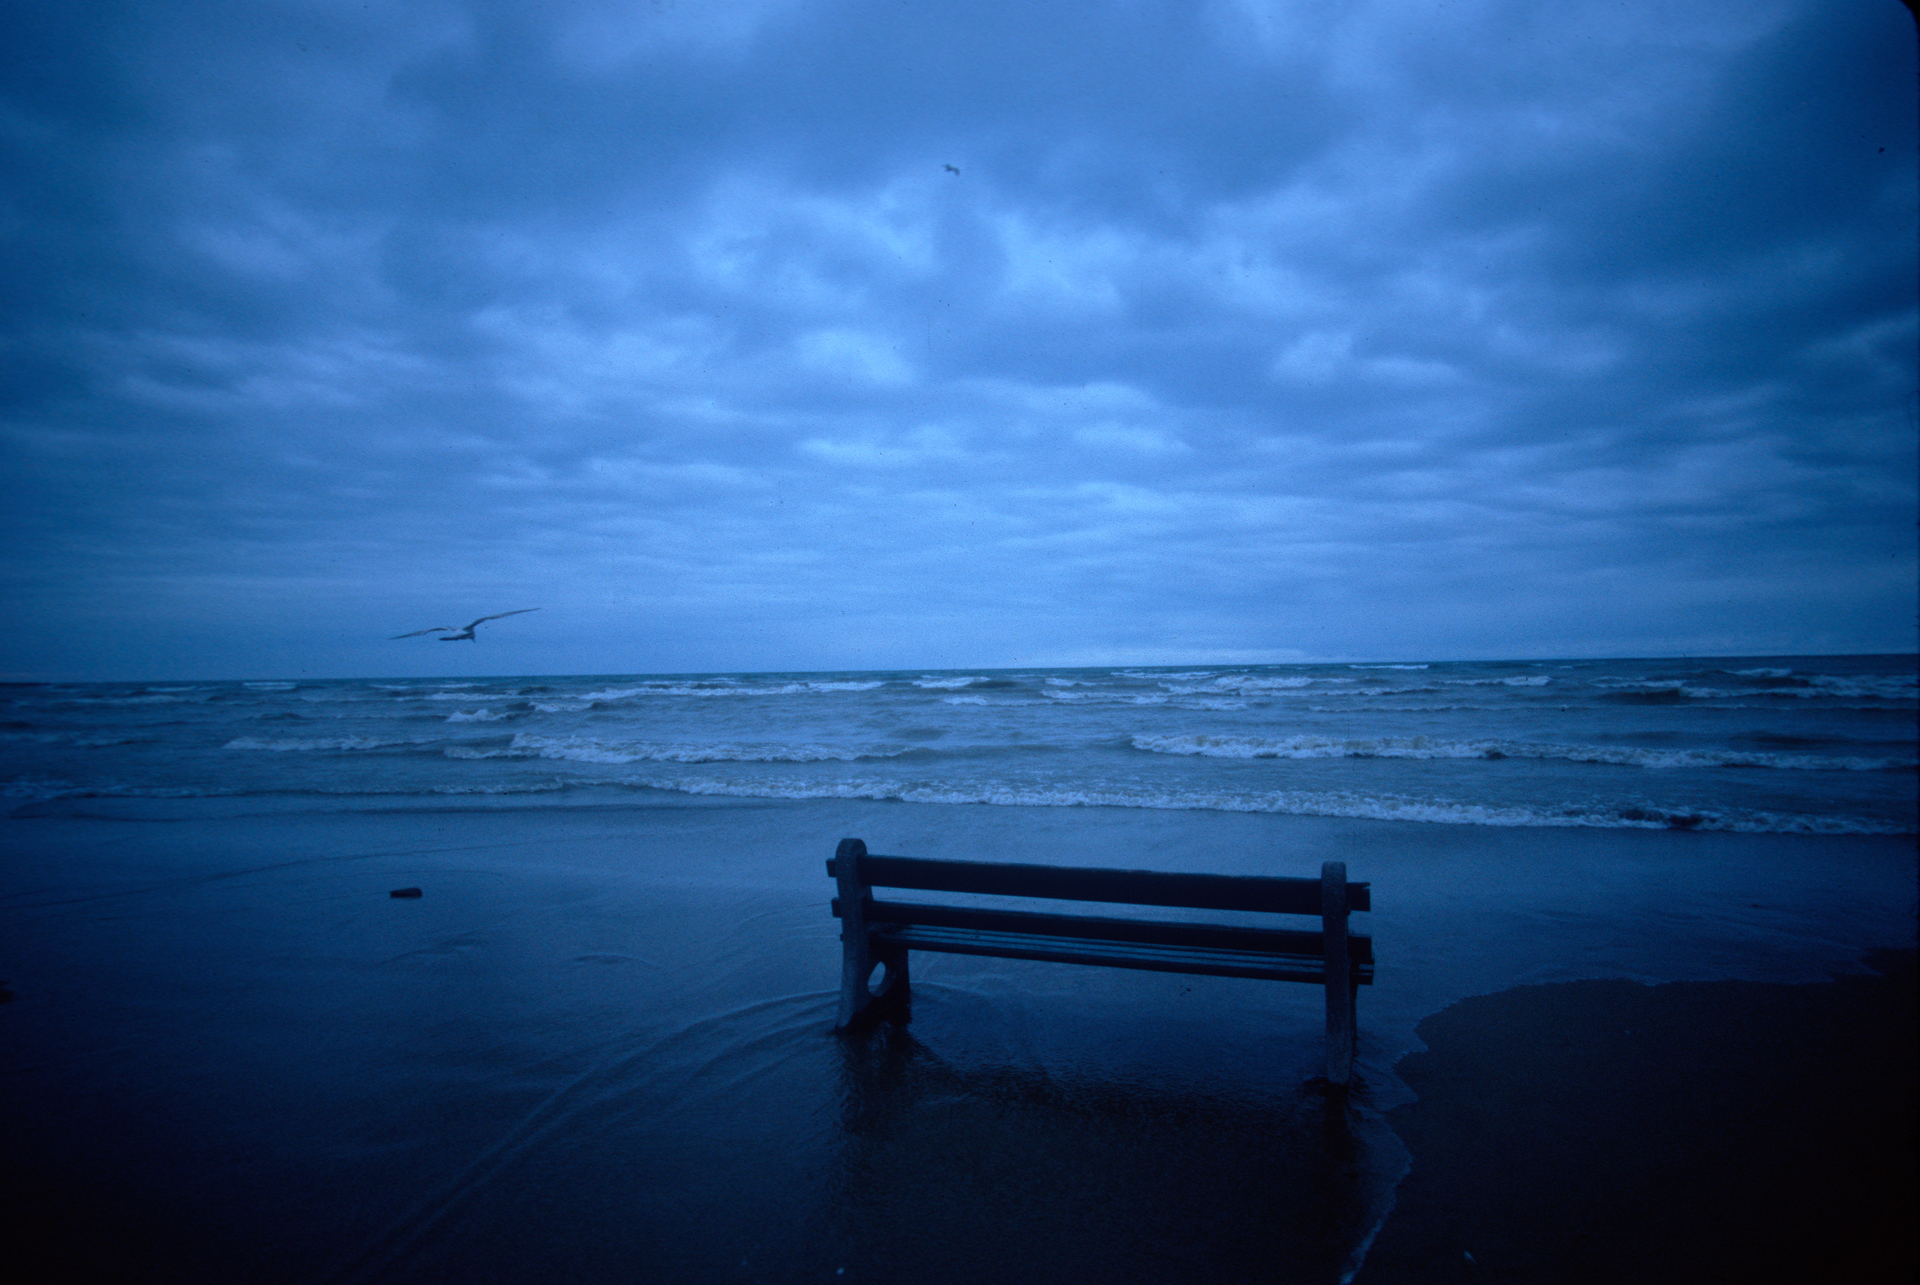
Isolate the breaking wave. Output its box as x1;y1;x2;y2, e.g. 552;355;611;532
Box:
595;772;1908;834
223;735;424;752
1130;732;1916;772
451;732;918;765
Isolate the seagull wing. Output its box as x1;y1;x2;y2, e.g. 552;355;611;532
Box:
462;608;541;629
391;626;456;639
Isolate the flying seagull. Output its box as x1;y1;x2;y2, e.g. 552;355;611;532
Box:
943;163;960;174
391;609;540;641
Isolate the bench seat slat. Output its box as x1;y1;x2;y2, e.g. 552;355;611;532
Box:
850;854;1370;914
840;897;1373;964
871;923;1377;985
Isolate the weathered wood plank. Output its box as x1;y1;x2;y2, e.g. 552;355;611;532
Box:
837;897;1374;964
870;923;1376;984
851;853;1370;914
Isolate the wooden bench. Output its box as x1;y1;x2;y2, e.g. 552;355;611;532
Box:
828;838;1374;1085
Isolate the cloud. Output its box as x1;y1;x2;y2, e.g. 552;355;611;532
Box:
0;0;1912;679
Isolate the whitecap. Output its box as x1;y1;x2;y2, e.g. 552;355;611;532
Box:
223;735;406;752
1442;675;1550;687
1128;732;1914;771
506;732;904;765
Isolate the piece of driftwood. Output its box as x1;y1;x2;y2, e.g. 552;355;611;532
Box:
828;838;1373;1085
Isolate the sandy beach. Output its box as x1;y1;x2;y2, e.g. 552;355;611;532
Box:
3;794;1914;1282
1358;951;1918;1284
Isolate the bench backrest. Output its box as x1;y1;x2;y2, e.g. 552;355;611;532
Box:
830;850;1370;916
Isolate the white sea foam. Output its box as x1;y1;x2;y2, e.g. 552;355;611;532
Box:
1443;675;1551;687
504;732;903;764
223;735;415;752
534;679;889;699
13;658;1913;835
1161;675;1317;695
575;687;653;702
0;731;157;747
1591;669;1915;699
598;772;1906;834
1807;673;1917;699
1042;689;1169;705
1130;732;1915;771
1307;703;1503;714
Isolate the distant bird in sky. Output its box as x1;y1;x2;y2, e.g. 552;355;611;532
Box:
391;609;540;641
943;163;960;174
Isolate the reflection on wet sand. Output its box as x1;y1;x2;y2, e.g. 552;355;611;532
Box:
829;1014;1404;1285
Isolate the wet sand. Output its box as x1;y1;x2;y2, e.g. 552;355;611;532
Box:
1;795;1913;1282
1358;950;1919;1284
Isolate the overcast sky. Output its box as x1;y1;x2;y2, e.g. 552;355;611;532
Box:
3;0;1915;681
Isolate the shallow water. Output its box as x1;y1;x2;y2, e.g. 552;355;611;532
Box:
4;793;1913;1282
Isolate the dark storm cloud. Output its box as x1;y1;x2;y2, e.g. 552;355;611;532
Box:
0;0;1912;679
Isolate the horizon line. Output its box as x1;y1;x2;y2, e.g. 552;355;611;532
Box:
6;649;1915;686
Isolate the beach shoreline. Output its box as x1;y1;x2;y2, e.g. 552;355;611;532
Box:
2;795;1913;1282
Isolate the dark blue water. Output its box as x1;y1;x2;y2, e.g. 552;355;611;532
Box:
5;654;1914;833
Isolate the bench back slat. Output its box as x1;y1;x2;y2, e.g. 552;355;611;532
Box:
843;853;1371;915
837;897;1375;963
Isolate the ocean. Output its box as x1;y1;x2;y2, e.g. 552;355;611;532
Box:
4;654;1915;1283
7;654;1915;834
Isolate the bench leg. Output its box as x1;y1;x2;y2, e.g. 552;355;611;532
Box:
838;922;876;1028
1324;976;1354;1087
834;841;912;1028
1322;861;1354;1086
838;935;910;1028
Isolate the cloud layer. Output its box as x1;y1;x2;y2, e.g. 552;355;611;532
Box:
2;0;1914;679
